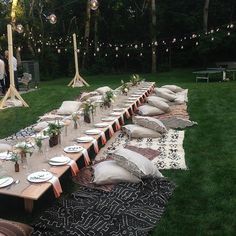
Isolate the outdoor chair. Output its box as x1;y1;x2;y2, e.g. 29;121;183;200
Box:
18;72;32;91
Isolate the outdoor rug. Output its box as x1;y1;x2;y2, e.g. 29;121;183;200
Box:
96;130;187;170
32;177;175;236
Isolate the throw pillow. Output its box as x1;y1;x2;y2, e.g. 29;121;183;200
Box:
138;104;165;116
57;101;81;115
112;148;163;178
93;160;141;184
147;96;170;112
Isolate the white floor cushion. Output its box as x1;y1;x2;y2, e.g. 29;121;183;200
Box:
138;104;165;116
95;86;112;95
112;148;163;178
162;85;184;93
154;88;176;101
147;96;170;112
0;143;13;152
122;124;162;138
93;160;141;184
57;101;81;115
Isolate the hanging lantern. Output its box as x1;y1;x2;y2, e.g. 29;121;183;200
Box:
16;24;24;34
90;0;99;10
47;14;57;24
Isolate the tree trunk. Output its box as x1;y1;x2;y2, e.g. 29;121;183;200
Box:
150;0;157;73
203;0;210;33
82;0;91;69
94;9;100;51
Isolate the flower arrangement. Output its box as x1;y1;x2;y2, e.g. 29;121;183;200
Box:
34;136;43;152
130;74;141;86
82;101;95;123
72;112;80;129
120;80;129;95
102;90;115;108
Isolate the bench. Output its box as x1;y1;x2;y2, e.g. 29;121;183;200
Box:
196;76;209;83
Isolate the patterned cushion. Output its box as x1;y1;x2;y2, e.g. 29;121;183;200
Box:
57;101;81;115
133;116;167;133
122;124;162;138
0;219;33;236
93;160;141;184
162;85;184;93
112;148;163;178
154;88;176;101
138;105;164;116
147;97;170;112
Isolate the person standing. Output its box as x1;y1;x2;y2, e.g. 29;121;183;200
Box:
0;55;6;94
4;50;19;91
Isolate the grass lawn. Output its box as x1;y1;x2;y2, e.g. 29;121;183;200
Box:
0;69;236;235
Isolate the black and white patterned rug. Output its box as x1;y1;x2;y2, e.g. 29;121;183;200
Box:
32;178;175;236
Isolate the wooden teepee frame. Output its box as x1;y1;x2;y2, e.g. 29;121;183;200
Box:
68;33;89;87
0;24;28;109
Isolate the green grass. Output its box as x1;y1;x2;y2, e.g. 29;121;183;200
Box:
0;69;236;235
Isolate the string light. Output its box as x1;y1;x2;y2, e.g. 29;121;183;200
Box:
90;0;99;10
47;14;57;24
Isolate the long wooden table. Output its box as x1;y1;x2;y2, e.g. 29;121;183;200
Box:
0;82;155;212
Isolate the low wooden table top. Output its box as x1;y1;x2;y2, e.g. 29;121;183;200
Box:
0;82;155;203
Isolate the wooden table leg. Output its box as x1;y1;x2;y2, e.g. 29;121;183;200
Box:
24;198;34;213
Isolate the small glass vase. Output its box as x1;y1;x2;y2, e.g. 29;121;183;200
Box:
15;162;19;172
74;121;78;129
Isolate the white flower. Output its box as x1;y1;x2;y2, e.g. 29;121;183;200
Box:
124;88;128;92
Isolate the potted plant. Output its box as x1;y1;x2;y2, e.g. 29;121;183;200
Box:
130;74;141;86
10;152;20;172
44;122;62;147
120;80;129;95
82;101;95;123
102;90;114;108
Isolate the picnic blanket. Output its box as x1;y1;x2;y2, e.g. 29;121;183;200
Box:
95;130;187;170
32;177;175;236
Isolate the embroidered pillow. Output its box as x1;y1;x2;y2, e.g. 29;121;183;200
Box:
93;160;141;184
112;148;163;178
133;116;167;133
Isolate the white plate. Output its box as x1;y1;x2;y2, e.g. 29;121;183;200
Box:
0;151;13;160
31;133;49;139
0;177;14;188
49;156;71;166
27;171;53;183
110;112;121;116
131;94;140;97
101;117;115;122
77;136;95;142
64;145;83;153
94;123;109;128
15;142;34;149
113;108;124;112
85;129;101;135
128;97;137;100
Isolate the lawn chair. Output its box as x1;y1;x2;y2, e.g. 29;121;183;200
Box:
18;72;32;91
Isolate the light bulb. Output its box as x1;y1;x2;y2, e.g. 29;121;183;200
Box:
90;0;99;10
47;14;57;24
16;24;24;33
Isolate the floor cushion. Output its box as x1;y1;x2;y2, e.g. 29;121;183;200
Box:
138;104;165;116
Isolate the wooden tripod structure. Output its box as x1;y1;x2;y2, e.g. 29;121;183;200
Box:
68;33;89;88
0;24;28;109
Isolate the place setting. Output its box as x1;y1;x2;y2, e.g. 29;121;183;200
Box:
0;151;13;160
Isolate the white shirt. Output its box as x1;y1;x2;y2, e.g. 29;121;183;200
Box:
0;59;5;80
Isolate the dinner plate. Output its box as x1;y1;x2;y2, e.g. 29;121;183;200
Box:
131;94;141;97
0;151;13;160
128;97;137;100
0;177;14;188
94;123;109;128
85;129;101;135
27;171;53;183
110;112;121;116
77;136;95;143
113;108;124;112
64;145;83;153
101;117;116;122
31;133;49;139
49;156;71;166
